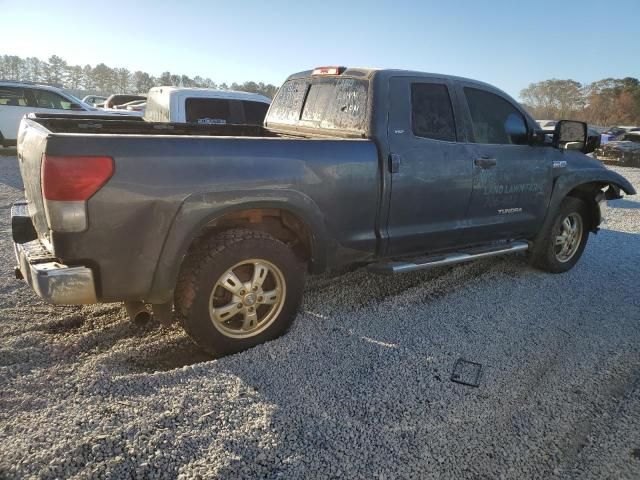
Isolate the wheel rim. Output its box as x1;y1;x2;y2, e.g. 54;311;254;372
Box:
554;212;583;263
209;259;286;339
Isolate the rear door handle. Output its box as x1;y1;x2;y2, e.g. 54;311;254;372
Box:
474;156;497;168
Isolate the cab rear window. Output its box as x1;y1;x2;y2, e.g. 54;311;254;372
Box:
185;98;231;125
267;77;369;132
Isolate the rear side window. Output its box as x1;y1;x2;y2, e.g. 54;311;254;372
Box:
242;100;269;125
0;87;30;106
185;98;231;124
464;87;528;145
411;83;457;141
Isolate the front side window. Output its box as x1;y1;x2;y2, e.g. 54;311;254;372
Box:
185;98;231;124
464;87;528;145
32;89;76;109
411;83;457;141
0;87;29;106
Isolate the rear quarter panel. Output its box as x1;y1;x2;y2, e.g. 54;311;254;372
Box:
48;135;380;302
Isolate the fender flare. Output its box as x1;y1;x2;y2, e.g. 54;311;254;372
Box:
540;168;635;237
146;189;328;304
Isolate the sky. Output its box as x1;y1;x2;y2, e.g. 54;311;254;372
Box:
1;0;638;100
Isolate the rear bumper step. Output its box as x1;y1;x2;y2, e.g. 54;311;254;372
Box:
368;241;529;275
11;202;97;305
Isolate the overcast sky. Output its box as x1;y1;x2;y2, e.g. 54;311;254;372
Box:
1;0;638;99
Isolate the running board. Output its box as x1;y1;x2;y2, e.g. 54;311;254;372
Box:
368;241;529;275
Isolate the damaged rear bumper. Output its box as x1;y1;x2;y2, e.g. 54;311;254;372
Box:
12;202;97;305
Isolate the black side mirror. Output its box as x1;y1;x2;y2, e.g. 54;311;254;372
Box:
553;120;587;152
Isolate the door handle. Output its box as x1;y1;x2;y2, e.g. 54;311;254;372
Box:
474;156;497;168
389;153;401;173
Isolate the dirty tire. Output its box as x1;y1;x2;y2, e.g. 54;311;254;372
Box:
175;229;305;357
529;196;589;273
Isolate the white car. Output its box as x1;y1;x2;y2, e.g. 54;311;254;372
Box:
144;87;271;125
1;81;98;146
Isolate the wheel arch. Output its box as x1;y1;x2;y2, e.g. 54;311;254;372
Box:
146;193;328;304
544;169;635;235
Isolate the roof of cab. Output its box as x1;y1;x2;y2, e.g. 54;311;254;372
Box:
147;86;271;104
286;67;506;95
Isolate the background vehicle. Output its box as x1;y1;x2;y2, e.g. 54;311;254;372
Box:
601;126;640;144
0;81;97;146
144;87;271;125
594;130;640;167
12;67;635;357
82;95;108;107
103;94;146;110
120;100;146;112
536;119;557;130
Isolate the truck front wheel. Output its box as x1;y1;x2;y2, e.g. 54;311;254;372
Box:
529;196;589;273
175;229;305;356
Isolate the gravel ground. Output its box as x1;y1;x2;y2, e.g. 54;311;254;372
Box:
0;151;639;479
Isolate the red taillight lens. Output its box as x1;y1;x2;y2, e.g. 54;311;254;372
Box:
42;156;114;201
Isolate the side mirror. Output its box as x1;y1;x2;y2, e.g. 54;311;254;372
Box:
553;120;587;152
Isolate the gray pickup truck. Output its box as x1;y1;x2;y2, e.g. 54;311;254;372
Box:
12;66;635;356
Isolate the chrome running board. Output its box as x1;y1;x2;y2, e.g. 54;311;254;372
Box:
368;241;529;275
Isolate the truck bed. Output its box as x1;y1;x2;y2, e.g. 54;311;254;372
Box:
28;113;280;138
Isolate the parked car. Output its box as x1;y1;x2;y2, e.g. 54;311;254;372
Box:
82;95;107;107
601;126;640;144
12;66;635;357
536;119;557;131
103;94;146;110
594;131;640;167
120;100;146;112
144;87;270;125
0;81;99;147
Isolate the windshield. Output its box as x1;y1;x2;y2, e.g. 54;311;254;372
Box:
267;76;369;133
66;92;97;110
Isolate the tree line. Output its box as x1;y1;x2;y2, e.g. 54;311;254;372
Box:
0;54;279;98
520;77;640;126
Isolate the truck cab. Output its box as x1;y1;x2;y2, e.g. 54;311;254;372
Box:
144;87;271;125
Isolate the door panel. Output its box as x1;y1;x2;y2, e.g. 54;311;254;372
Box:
468;143;553;240
460;84;553;240
386;77;474;256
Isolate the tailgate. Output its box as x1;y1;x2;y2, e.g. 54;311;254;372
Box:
17;118;51;241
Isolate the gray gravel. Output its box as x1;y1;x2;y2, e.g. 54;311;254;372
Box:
0;151;639;479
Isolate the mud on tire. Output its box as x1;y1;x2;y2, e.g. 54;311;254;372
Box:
529;196;590;273
175;228;305;357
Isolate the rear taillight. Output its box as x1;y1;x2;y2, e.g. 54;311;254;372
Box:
42;155;114;201
41;155;114;232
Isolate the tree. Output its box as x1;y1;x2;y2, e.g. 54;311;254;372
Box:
45;55;67;86
132;71;155;94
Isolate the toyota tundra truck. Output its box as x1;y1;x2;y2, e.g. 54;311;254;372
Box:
12;66;635;356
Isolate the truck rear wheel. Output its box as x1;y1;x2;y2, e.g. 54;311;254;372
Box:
529;196;589;273
175;229;304;356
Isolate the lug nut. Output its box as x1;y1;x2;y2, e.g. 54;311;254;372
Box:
237;303;242;309
240;290;246;295
248;307;254;312
252;286;258;292
258;296;263;302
